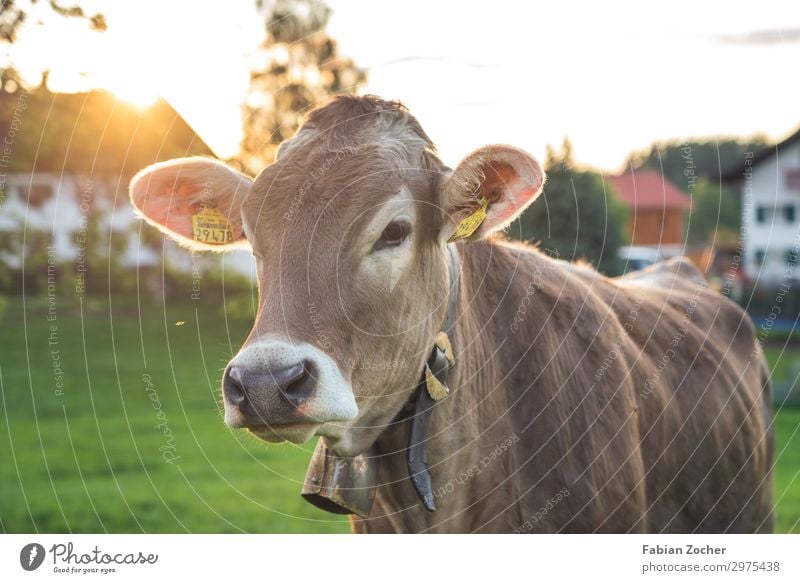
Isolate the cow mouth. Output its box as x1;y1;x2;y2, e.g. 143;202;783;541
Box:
245;422;321;444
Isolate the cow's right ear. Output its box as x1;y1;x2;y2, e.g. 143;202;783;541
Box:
130;157;253;251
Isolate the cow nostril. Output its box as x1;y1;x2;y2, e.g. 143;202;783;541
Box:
223;366;246;407
280;360;317;406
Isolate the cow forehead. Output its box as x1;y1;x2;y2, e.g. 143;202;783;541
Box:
242;141;435;248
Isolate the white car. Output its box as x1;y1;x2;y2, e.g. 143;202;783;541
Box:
618;245;663;273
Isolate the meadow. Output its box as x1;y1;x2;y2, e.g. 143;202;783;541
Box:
0;295;350;533
1;295;798;533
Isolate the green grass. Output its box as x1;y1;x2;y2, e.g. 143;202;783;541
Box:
773;408;800;532
763;344;800;532
1;296;799;533
764;346;800;384
0;295;350;533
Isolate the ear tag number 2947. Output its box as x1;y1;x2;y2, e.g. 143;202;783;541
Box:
192;206;234;245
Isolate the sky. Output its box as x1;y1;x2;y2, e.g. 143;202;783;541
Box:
5;0;800;171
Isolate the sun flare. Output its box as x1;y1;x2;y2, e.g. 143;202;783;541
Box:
104;77;160;109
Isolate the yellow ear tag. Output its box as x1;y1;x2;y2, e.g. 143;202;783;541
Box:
425;332;455;401
447;197;489;243
192;206;234;245
425;365;450;401
435;331;455;365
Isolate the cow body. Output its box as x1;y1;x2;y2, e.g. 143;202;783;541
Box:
130;95;773;534
356;247;773;533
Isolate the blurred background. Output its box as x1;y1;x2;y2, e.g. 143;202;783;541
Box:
0;0;799;533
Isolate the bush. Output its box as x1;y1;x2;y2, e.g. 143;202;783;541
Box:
511;140;629;275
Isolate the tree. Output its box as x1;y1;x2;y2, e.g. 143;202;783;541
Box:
512;140;629;275
241;0;365;172
0;0;105;49
685;177;741;244
625;137;768;192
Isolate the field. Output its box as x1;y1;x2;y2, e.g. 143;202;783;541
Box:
1;296;799;533
0;296;350;533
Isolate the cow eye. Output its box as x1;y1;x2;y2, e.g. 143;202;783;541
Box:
373;220;411;251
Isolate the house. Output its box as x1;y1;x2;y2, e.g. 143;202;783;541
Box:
0;89;255;283
0;172;155;270
722;126;800;285
606;170;692;246
605;170;706;273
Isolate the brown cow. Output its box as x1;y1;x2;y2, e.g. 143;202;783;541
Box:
130;95;774;533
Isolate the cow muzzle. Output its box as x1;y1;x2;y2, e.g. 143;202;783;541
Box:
222;340;358;443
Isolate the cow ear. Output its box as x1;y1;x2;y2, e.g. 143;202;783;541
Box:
440;145;545;242
130;157;253;251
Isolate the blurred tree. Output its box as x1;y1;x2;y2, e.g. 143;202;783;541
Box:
241;0;366;172
626;138;768;191
512;139;629;275
0;226;52;293
0;0;105;45
685;177;742;244
72;204;134;295
0;229;18;290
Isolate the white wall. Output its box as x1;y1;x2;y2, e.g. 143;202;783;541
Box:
742;140;800;284
0;172;255;279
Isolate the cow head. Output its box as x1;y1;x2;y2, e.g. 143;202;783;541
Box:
130;96;544;457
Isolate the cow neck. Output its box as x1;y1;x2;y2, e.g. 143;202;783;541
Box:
300;244;461;519
395;243;460;512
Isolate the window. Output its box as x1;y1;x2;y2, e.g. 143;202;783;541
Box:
756;206;766;223
783;205;796;223
27;184;54;208
754;249;766;266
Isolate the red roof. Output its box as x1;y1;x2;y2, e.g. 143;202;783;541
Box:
606;170;691;211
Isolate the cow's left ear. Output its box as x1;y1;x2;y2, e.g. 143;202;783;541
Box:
440;145;545;242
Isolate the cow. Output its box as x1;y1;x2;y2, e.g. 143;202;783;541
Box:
129;95;774;533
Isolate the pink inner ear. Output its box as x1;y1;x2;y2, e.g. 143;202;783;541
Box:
134;178;201;239
480;162;520;203
478;160;541;233
159;199;202;239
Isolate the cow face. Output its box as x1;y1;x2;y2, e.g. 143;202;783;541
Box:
130;96;544;456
